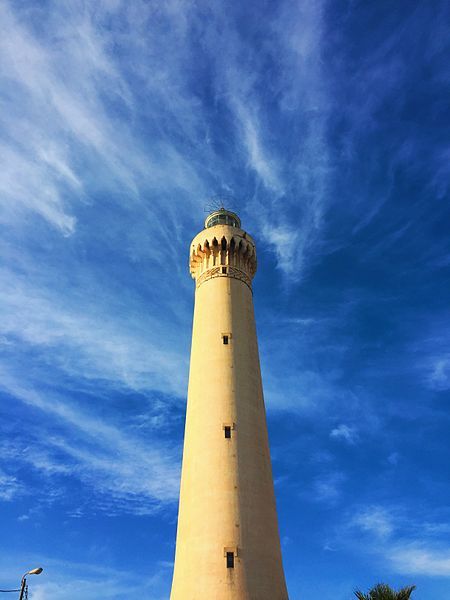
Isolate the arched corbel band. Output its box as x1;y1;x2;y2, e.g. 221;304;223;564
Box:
189;230;257;291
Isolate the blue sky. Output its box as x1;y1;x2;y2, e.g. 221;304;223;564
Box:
0;1;449;598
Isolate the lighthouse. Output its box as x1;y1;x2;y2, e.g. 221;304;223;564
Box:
170;208;289;599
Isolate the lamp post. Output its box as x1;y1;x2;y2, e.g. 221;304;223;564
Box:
19;568;43;600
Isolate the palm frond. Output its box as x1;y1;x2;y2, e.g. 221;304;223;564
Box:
354;583;416;600
368;583;395;599
397;585;416;599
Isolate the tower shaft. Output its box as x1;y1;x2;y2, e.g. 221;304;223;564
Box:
170;213;288;599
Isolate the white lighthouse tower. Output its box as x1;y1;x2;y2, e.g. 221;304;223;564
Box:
170;208;289;599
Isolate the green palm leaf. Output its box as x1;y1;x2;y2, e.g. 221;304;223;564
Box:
354;583;416;600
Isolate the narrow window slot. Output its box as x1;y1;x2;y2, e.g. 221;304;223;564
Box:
222;335;229;345
224;426;231;439
222;267;227;274
226;552;234;568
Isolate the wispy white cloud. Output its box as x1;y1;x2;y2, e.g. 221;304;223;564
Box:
0;144;78;236
312;471;346;504
347;504;450;577
0;266;187;396
0;468;24;501
388;544;450;577
388;452;400;465
0;1;207;240
264;367;341;413
351;506;394;540
427;355;450;391
0;556;169;600
0;373;180;513
231;100;283;193
330;424;359;445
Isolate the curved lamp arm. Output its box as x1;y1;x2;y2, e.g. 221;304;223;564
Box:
19;568;43;600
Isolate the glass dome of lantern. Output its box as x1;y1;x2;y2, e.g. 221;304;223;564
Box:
205;208;241;229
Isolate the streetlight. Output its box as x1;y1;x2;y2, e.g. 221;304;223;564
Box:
19;568;43;600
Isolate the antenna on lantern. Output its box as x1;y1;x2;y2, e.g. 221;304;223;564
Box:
203;194;241;229
204;194;239;215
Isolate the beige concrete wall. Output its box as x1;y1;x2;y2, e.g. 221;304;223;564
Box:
170;224;288;600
